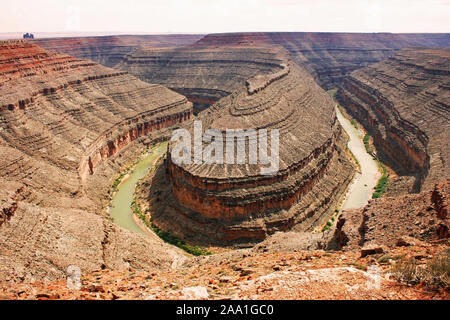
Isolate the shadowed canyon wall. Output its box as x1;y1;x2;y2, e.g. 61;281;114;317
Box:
336;48;450;193
0;40;192;281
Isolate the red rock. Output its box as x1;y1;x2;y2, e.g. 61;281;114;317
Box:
361;245;385;257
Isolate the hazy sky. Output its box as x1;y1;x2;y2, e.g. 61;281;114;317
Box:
2;0;449;34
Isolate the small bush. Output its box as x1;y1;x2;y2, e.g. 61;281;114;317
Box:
373;164;389;199
363;134;372;154
113;173;126;190
391;249;450;290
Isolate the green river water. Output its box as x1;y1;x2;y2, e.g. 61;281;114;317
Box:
109;143;168;234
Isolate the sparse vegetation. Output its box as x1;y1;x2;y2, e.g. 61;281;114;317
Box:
322;213;338;232
391;249;450;290
346;145;361;171
131;196;211;257
327;89;338;100
322;221;332;232
112;173;126;191
373;163;388;199
362;134;389;199
149;222;212;257
363;134;372;154
377;254;403;264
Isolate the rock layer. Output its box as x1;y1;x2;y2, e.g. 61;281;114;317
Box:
0;40;192;281
194;32;450;89
34;34;203;67
149;52;354;244
336;48;450;193
116;46;287;113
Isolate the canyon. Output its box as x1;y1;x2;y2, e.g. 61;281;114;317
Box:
0;32;448;299
34;34;203;68
145;49;354;244
38;32;450;92
0;40;193;282
193;32;450;90
337;48;450;194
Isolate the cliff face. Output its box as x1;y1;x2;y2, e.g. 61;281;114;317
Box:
332;179;449;250
116;46;287;113
34;34;203;68
336;48;450;193
193;32;450;90
36;33;450;93
148;52;354;244
0;41;192;281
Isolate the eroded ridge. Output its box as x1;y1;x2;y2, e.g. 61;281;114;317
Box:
0;41;192;282
34;34;204;67
116;46;288;112
337;48;450;193
193;33;450;90
150;55;354;244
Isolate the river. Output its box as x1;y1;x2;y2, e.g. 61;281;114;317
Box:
335;106;381;210
110;108;379;235
109;143;168;234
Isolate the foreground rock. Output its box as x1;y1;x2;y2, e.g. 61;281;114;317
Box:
333;180;450;250
1;246;447;300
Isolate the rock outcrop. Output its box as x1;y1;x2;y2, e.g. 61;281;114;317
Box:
336;48;450;193
146;52;354;245
34;34;203;67
0;40;192;281
332;180;450;250
193;32;450;89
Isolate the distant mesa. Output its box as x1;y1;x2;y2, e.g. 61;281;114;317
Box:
23;33;34;39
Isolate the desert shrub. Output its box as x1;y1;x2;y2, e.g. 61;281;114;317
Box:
373;164;388;199
391;249;450;290
150;223;212;257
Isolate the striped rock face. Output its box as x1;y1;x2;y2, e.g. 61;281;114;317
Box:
147;48;354;244
337;48;450;194
0;41;193;281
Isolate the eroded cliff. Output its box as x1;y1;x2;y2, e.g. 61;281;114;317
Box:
34;34;203;67
336;48;450;193
145;51;354;245
193;32;450;90
0;40;192;281
116;46;287;113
